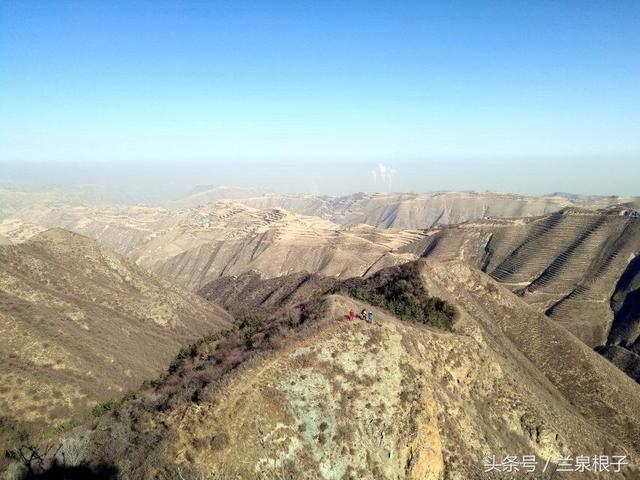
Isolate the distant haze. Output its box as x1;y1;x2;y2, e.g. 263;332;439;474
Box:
0;157;638;201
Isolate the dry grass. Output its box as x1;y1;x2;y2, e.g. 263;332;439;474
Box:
0;231;231;472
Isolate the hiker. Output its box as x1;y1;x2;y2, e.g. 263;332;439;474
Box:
367;311;374;324
361;308;368;321
348;308;355;322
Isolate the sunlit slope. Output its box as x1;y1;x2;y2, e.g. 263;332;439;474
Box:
0;229;232;428
162;261;639;479
412;207;640;355
177;189;640;229
6;202;425;290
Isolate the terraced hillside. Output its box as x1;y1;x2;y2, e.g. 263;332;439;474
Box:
1;203;179;256
11;261;639;479
176;188;640;229
4;202;426;291
152;204;640;383
5;194;639;382
7;191;639;242
406;207;640;380
0;229;232;457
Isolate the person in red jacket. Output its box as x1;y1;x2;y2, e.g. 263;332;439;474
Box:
348;308;355;322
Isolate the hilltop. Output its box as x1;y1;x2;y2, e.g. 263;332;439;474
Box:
10;260;638;479
2;196;639;383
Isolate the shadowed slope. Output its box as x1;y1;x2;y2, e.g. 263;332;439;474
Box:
198;270;335;319
607;254;640;351
596;255;640;381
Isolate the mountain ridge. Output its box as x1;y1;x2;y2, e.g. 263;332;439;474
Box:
11;260;638;479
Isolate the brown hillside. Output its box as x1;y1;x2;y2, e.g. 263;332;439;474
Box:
176;190;640;229
410;207;640;380
6;202;424;290
167;262;640;479
16;260;639;479
0;229;232;440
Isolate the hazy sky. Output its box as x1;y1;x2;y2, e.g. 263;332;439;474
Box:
1;1;639;195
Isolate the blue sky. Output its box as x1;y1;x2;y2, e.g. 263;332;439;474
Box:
0;1;639;195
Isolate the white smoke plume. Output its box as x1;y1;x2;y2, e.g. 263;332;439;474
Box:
372;163;397;190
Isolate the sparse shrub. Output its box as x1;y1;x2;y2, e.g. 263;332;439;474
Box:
17;292;335;478
0;416;13;430
121;390;136;402
329;262;456;330
238;313;264;332
150;372;168;388
89;390;136;418
168;328;236;375
209;432;229;451
53;419;78;434
90;401;113;418
169;343;198;373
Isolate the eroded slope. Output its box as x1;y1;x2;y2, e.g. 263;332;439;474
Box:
177;189;640;229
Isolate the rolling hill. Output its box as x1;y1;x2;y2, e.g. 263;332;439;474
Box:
176;189;640;229
174;263;640;478
3;195;639;383
0;229;232;454
3;202;425;291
